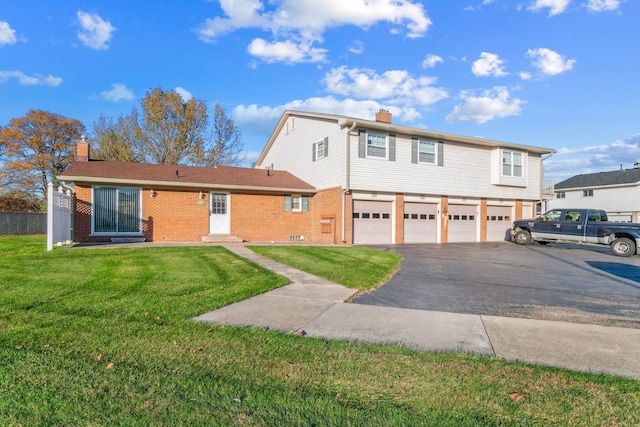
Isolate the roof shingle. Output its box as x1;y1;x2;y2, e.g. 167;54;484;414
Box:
555;168;640;189
58;160;315;192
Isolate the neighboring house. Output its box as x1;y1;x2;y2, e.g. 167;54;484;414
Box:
549;164;640;222
57;140;320;244
255;109;556;245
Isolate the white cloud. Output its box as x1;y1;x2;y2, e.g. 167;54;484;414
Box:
76;11;116;50
545;134;640;181
174;87;193;102
527;0;571;16
519;71;532;80
197;0;431;63
233;96;422;139
323;66;448;106
527;48;576;76
348;40;365;55
422;54;443;69
247;38;327;63
445;86;525;124
0;21;17;46
472;52;508;77
100;83;134;102
584;0;622;12
0;70;62;86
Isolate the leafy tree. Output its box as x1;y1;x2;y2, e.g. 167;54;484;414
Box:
0;192;42;212
135;88;208;165
0;110;84;197
92;113;140;162
93;88;244;166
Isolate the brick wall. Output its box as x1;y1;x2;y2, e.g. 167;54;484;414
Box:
73;185;348;244
231;192;313;242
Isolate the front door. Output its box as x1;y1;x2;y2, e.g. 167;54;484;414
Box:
209;192;230;234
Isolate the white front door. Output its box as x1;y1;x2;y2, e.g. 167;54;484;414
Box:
209;192;230;234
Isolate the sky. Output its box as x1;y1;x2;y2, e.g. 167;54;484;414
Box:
1;0;638;184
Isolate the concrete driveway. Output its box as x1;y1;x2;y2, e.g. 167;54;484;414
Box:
354;241;640;329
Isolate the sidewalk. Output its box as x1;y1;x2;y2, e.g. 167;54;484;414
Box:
193;244;640;380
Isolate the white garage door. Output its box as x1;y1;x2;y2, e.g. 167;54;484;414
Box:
608;214;632;223
486;206;512;241
353;200;393;244
404;203;437;243
448;204;477;243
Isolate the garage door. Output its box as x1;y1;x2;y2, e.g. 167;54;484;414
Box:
486;206;511;241
448;204;477;243
404;203;437;243
608;214;632;223
353;200;392;244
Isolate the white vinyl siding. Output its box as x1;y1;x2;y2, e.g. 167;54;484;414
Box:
259;114;345;189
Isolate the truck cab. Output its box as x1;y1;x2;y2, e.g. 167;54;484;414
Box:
511;208;640;257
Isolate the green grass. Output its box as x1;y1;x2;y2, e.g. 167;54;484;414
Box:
248;245;402;290
1;236;639;426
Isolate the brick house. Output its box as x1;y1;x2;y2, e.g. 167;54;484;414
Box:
57;140;333;244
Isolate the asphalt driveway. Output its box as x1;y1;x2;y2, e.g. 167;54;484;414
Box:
354;241;640;328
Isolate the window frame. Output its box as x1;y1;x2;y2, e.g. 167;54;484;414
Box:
582;189;594;197
92;186;142;235
556;191;566;199
418;139;437;164
366;132;388;159
284;194;309;212
502;150;524;177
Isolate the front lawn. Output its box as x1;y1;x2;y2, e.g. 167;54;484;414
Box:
1;236;639;426
248;245;402;290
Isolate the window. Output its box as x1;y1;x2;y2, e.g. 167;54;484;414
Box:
93;187;141;234
367;133;387;158
419;140;436;164
284;194;309;212
542;210;562;222
502;150;523;177
313;137;328;161
583;189;594;197
556;192;566;199
211;193;227;214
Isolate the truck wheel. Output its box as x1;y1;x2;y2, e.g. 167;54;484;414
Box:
514;230;531;245
610;238;636;257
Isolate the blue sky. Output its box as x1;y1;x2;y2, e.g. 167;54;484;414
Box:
1;0;638;184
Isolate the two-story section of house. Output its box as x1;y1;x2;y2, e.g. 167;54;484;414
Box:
549;163;640;222
256;109;556;245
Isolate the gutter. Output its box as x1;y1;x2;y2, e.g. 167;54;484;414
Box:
57;175;317;194
342;121;357;243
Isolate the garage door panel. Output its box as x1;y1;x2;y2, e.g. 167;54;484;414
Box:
486;206;511;241
353;200;392;244
404;203;437;243
448;204;477;243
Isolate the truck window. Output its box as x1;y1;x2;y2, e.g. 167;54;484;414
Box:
563;211;581;222
543;210;562;221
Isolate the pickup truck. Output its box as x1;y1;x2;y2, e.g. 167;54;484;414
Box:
511;208;640;257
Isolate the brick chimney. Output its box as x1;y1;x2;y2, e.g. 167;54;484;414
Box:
77;135;90;162
375;109;392;124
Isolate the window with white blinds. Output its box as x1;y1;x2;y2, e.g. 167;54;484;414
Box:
93;187;141;233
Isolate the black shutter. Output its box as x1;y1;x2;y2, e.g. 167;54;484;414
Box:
358;130;366;158
389;134;396;162
411;137;418;164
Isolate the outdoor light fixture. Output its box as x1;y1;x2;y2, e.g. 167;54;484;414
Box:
150;189;156;198
199;191;205;200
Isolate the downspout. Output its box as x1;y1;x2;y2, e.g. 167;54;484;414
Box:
342;121;357;243
539;152;554;214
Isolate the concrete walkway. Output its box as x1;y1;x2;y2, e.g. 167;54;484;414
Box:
193;244;640;380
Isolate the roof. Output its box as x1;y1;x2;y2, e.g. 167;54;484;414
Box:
58;160;316;193
256;110;556;166
555;168;640;190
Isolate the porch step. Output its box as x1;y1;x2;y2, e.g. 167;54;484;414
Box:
202;234;244;243
111;237;146;243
